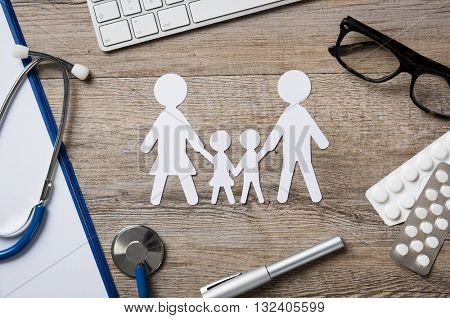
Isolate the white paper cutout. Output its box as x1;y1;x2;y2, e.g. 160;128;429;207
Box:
140;71;328;205
235;129;265;204
140;74;206;206
258;70;329;203
201;131;237;204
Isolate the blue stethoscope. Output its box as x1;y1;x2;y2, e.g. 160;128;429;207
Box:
0;45;89;261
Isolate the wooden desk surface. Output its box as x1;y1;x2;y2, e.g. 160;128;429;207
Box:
12;0;449;297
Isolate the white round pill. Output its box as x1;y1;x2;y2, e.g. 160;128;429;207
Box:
416;254;430;267
425;189;438;201
435;218;448;230
405;225;418;238
400;193;415;209
395;243;409;256
372;187;389;203
446;200;450;210
441;185;450;198
435;170;449;183
430;203;443;216
410;240;424;253
384;204;401;220
425;236;439;249
386;176;403;193
402;166;418;182
415;207;428;219
420;221;433;234
417;154;434;171
431;143;448;160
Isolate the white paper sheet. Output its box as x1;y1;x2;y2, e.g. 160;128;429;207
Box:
0;8;108;297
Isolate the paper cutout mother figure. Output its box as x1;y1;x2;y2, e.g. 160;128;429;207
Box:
259;70;329;203
140;74;206;205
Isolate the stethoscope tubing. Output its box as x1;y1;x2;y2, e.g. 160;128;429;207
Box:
0;52;71;259
0;205;45;260
135;264;149;298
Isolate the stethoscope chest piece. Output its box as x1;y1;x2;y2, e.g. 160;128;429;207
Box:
112;225;164;277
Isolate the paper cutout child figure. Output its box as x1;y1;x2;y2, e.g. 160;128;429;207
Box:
201;131;237;204
259;70;329;203
235;129;265;204
140;74;206;206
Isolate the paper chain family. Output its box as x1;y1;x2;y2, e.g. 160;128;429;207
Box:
140;70;329;206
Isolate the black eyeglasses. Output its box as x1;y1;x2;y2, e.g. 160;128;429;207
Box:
329;16;449;119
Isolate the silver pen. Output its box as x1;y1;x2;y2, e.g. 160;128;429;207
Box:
200;236;345;298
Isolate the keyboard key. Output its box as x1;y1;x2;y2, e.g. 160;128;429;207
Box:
94;1;121;23
190;0;282;23
131;13;159;38
158;5;190;31
100;20;132;46
165;0;184;4
120;0;141;16
143;0;163;10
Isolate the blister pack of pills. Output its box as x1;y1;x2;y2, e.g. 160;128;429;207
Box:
389;162;449;275
366;131;450;226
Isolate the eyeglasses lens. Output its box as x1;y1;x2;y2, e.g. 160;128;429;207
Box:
337;31;400;81
413;73;450;117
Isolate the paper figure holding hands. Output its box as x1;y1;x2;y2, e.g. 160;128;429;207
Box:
235;129;265;204
201;131;237;204
259;70;329;203
140;74;207;206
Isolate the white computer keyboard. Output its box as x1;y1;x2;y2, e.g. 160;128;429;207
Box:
87;0;302;51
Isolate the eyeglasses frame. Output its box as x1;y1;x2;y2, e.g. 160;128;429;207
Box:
329;16;450;118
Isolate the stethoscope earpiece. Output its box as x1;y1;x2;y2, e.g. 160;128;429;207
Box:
11;44;29;59
11;44;90;81
71;64;90;81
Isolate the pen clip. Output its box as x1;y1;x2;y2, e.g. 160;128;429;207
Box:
200;272;242;295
